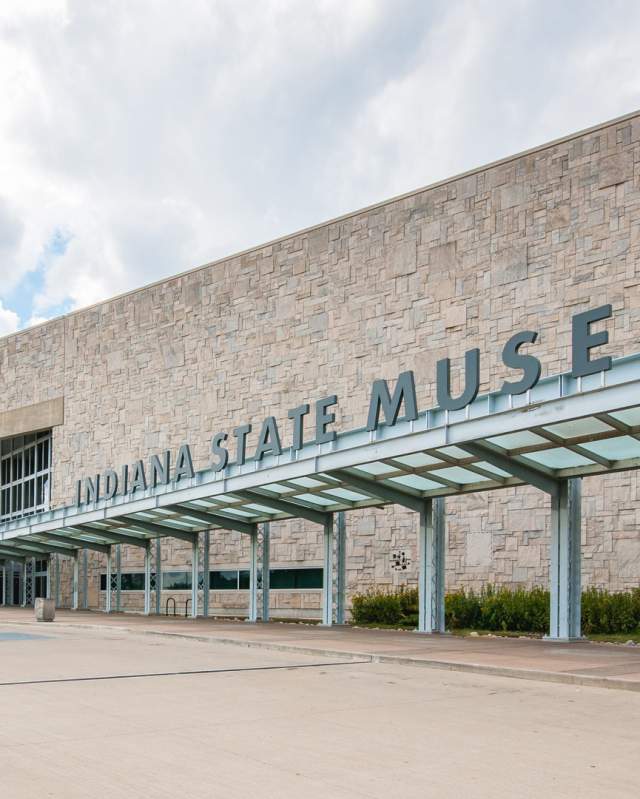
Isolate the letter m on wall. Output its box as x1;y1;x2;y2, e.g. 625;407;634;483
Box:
366;371;418;431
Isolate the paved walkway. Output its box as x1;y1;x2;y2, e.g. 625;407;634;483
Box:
2;607;640;691
3;619;638;798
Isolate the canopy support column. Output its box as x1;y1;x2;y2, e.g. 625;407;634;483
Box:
144;542;152;616
336;512;347;624
45;556;51;600
202;530;210;618
418;497;446;634
549;478;582;640
105;547;112;613
54;554;60;607
155;538;162;615
72;553;79;610
191;535;199;619
261;522;270;623
21;560;27;606
248;527;258;623
115;544;122;612
322;515;334;626
82;549;89;610
1;561;6;605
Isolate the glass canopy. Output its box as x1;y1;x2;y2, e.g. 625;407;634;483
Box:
2;352;640;559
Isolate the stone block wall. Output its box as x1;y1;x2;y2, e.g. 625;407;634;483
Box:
2;111;640;614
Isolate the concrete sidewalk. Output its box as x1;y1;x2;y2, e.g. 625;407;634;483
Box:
2;620;638;798
2;606;640;691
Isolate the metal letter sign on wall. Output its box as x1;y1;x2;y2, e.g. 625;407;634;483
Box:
73;305;614;507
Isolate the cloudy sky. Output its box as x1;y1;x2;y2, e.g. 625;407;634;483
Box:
0;0;639;334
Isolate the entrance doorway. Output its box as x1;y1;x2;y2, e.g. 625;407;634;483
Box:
12;572;21;605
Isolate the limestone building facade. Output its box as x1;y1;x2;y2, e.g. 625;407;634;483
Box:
1;110;640;616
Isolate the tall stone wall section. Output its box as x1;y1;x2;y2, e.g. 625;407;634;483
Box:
2;113;640;612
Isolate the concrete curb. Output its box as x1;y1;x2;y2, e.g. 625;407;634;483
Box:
3;617;640;693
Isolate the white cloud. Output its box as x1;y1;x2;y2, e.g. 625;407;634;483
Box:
0;0;639;327
0;299;19;335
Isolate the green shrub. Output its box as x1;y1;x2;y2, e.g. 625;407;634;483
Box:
352;584;640;635
351;589;403;625
581;587;639;634
479;586;549;633
445;589;481;628
398;586;418;618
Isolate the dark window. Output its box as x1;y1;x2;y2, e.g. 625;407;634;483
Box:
210;568;323;590
270;568;323;589
210;570;238;590
98;568;323;592
0;430;52;521
100;572;154;591
35;575;47;598
121;573;146;591
162;571;192;591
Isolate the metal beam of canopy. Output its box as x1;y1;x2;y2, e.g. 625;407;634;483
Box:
6;539;75;558
116;518;199;542
47;534;110;555
164;504;257;535
460;442;560;497
233;490;331;526
0;542;48;560
68;524;150;549
330;469;426;512
0;548;26;563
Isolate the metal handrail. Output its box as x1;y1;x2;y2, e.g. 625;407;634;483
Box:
165;597;176;616
185;597;191;617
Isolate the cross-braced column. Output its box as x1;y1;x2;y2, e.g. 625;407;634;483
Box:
190;535;199;619
335;512;347;624
144;541;152;615
154;537;162;615
418;497;446;634
72;553;79;610
261;522;270;623
82;548;89;609
27;557;35;606
549;478;582;640
45;556;51;599
105;547;113;613
115;544;122;612
54;554;61;607
202;530;210;618
248;527;258;622
322;515;334;626
20;561;25;606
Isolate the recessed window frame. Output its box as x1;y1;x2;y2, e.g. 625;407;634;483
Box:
0;430;52;522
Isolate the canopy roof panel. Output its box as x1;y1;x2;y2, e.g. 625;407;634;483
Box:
2;353;640;559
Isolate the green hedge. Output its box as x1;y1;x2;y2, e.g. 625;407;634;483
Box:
350;585;640;635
